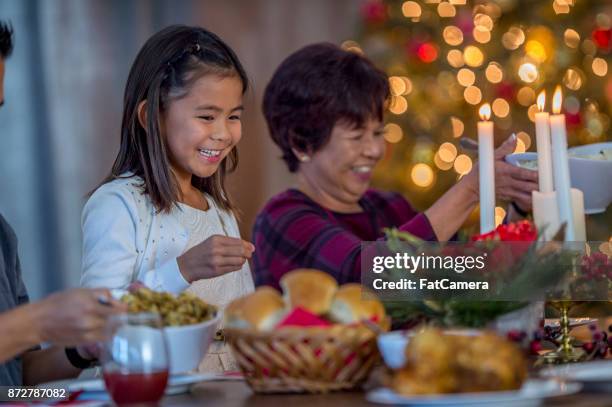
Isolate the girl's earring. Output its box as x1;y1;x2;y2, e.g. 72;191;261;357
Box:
299;155;311;163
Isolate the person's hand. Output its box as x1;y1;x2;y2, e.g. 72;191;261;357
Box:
177;235;255;282
493;135;539;212
32;288;126;347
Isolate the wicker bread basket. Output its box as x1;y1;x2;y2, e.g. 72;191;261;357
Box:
224;321;388;394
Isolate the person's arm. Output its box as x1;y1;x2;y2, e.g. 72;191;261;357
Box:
81;185;189;294
424;176;479;241
21;347;82;386
0;303;42;363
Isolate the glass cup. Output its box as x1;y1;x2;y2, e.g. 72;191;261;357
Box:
100;312;169;405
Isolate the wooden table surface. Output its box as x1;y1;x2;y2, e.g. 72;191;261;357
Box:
161;380;612;407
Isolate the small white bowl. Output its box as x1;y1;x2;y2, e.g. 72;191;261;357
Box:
164;314;220;374
505;142;612;214
377;329;481;370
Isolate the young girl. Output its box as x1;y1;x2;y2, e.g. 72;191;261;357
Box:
80;25;255;373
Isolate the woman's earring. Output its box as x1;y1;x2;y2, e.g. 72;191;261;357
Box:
299;155;311;163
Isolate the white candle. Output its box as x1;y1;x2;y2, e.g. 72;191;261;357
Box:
478;103;495;234
549;86;575;241
532;190;560;241
570;188;586;241
534;91;554;193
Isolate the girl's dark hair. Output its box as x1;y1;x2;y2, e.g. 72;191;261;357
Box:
101;25;248;213
263;43;389;172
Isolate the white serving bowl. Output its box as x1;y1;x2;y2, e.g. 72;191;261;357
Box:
377;329;481;370
164;313;220;374
568;142;612;214
505;141;612;214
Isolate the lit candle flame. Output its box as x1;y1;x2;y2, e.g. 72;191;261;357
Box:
537;90;546;112
552;86;563;114
479;103;491;120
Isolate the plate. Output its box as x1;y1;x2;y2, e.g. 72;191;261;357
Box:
366;379;581;406
540;360;612;393
40;371;241;397
544;318;596;329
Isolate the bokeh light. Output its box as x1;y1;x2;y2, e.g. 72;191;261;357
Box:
443;26;464;46
453;154;473;175
411;163;435;187
564;29;580;48
518;63;538;83
438;142;458;162
473;27;491;44
525;40;548;63
389;76;406;96
464;86;483;105
517;131;532;150
457;68;475;87
563;68;583;90
434;152;454;170
402;1;421;18
389;95;408;114
447;49;465;68
592;58;608;77
492;98;510;118
517;87;536;106
485;62;503;83
464;46;485;67
384;123;403;143
450;116;464;138
437;2;456;18
502;27;525;50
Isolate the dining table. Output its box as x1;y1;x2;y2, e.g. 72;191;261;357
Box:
158;379;612;407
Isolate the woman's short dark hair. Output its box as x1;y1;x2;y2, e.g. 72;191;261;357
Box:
101;25;248;213
263;43;389;172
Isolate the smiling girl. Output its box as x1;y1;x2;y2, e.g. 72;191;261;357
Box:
81;25;254;372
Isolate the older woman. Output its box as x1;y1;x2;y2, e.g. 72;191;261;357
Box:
253;43;537;289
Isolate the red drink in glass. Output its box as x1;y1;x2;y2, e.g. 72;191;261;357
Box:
103;370;169;405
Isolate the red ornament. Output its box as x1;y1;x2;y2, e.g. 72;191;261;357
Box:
495;82;516;101
565;111;581;128
416;42;438;63
361;0;387;25
592;28;612;52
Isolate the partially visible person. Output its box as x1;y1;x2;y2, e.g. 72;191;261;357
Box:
253;43;538;289
80;25;254;373
0;21;124;386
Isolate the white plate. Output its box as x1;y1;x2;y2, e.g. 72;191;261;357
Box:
366;379;581;407
40;371;240;396
540;360;612;392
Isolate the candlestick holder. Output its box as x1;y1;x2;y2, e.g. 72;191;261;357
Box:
539;300;587;365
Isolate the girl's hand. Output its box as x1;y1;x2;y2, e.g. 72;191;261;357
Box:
177;235;255;282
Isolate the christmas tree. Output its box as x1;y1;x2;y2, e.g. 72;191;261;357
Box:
350;0;611;229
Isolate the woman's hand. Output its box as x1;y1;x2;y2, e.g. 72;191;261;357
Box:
32;288;125;346
177;235;255;282
493;135;539;212
462;135;539;212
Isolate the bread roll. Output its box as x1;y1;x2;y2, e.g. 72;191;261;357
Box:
279;269;338;315
224;287;286;330
328;283;385;324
